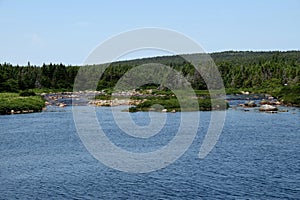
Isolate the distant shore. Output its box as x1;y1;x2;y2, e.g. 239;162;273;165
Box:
42;90;229;112
42;89;297;113
0;88;299;115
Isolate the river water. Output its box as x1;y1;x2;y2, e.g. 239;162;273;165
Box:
0;104;299;199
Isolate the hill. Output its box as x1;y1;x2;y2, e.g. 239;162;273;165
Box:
0;51;299;105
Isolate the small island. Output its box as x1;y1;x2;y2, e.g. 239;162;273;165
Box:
0;92;45;115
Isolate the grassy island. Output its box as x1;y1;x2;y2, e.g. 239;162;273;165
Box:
0;93;45;115
129;98;229;112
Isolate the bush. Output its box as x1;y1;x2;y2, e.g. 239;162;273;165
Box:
275;84;300;106
20;90;36;97
129;107;138;112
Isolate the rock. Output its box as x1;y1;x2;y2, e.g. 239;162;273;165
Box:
274;101;281;105
265;110;278;113
259;105;278;112
260;99;281;106
260;99;268;105
161;109;167;112
58;103;66;107
244;101;257;107
279;109;288;112
241;91;250;95
171;109;176;113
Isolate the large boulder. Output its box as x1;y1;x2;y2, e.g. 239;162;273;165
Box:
259;105;278;112
244;101;257;107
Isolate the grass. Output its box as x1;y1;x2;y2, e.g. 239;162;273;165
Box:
129;97;229;112
30;88;73;94
0;93;45;115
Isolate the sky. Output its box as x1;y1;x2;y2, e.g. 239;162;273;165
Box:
0;0;299;65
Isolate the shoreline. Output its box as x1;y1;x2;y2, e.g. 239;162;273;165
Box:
42;90;296;113
1;89;298;115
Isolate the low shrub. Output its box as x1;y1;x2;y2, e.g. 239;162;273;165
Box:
20;90;36;97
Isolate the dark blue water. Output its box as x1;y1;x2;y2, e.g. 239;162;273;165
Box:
0;106;299;199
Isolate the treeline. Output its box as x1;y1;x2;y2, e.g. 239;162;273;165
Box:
0;51;299;92
0;63;79;92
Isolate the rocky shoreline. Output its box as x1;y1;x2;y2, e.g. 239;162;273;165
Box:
41;91;296;113
227;93;293;113
42;90;148;107
2;91;296;115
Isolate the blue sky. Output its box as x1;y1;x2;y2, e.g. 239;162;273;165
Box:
0;0;299;65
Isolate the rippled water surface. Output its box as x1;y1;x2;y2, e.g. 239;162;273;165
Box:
0;106;299;199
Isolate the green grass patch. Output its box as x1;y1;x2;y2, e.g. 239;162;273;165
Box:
0;93;45;115
130;97;228;112
30;88;73;94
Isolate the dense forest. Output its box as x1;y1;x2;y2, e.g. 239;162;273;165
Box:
1;51;299;94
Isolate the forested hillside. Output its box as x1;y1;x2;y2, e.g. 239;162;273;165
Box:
213;51;299;89
0;63;79;92
1;51;299;94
